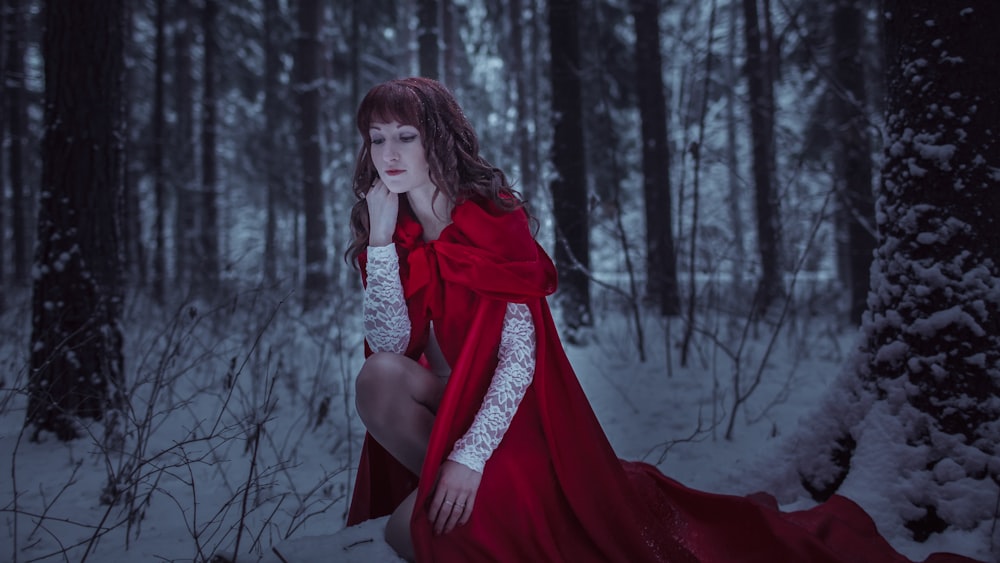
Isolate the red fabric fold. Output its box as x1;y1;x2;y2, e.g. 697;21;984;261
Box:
346;197;981;563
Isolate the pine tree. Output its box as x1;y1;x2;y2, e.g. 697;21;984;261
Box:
27;0;127;440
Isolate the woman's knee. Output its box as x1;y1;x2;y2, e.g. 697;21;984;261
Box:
355;352;407;421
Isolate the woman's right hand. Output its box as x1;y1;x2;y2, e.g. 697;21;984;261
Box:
366;179;398;247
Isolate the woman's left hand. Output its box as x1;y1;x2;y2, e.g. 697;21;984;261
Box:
428;460;482;535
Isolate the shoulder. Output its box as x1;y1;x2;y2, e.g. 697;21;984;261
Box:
449;196;533;254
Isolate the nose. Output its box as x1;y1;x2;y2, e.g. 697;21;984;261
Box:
382;141;399;162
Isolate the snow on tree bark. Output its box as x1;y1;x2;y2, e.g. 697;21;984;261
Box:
27;0;127;441
865;2;1000;538
790;2;1000;544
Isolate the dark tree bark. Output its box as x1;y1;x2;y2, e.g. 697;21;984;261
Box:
507;0;536;202
152;0;167;302
866;0;1000;537
725;0;745;289
1;0;6;295
122;2;144;291
263;0;280;286
200;0;220;290
831;0;876;325
173;0;197;291
630;0;680;317
5;0;29;286
548;0;592;334
576;1;629;206
795;1;1000;543
27;0;126;440
742;0;783;313
417;0;439;79
296;0;328;306
441;0;456;88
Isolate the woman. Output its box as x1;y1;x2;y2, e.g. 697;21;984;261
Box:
345;77;978;563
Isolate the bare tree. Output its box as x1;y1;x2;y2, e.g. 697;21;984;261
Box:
630;0;681;317
121;2;146;291
831;0;876;325
742;0;783;313
507;0;537;202
27;0;127;440
263;0;280;286
4;0;30;286
173;0;198;292
417;0;439;79
152;0;167;302
296;0;328;306
548;0;592;334
724;0;745;291
1;0;6;298
200;0;221;290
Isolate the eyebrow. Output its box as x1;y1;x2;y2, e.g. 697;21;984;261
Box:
369;124;417;132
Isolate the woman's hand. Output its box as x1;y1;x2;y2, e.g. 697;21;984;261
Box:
428;460;482;535
366;179;398;247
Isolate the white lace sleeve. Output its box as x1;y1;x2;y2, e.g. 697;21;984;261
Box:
447;302;535;473
363;244;410;354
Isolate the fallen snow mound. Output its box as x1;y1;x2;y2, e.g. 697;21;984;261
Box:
256;517;403;563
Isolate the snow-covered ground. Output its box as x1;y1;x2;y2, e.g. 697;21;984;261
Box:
0;287;993;562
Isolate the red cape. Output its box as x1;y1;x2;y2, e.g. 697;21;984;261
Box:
346;198;979;563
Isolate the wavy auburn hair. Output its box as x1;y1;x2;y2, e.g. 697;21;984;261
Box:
346;77;523;266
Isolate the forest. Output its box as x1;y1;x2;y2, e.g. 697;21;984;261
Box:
0;0;997;561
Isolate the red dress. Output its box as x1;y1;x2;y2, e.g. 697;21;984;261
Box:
346;198;979;563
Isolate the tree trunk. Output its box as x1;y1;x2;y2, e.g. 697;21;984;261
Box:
725;0;745;290
417;0;439;79
795;1;1000;543
296;0;328;306
630;0;681;317
507;0;536;202
1;0;6;296
173;0;197;292
200;0;220;290
831;0;876;325
27;0;126;440
548;0;592;334
441;0;456;88
263;0;279;286
152;0;167;302
867;0;1000;538
742;0;782;313
5;0;29;286
122;2;144;292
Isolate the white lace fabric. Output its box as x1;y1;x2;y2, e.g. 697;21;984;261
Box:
447;302;536;473
362;245;537;473
363;244;410;354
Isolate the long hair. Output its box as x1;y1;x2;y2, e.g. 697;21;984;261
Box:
345;77;523;266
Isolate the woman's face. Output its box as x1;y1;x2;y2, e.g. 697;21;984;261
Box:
368;121;433;197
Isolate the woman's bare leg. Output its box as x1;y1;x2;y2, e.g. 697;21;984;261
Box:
385;490;418;561
355;351;444;475
356;352;443;559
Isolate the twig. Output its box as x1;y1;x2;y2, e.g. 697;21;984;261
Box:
232;420;263;562
724;187;833;439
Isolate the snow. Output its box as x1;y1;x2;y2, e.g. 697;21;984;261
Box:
0;289;995;562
